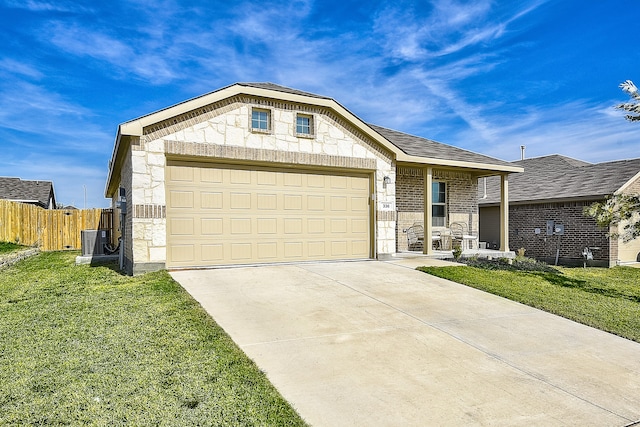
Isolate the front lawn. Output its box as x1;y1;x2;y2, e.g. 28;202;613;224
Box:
418;263;640;343
0;251;306;426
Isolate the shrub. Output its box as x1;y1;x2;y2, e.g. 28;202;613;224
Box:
459;256;560;273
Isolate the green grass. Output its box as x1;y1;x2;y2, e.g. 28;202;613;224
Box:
417;264;640;342
0;251;307;426
0;241;27;254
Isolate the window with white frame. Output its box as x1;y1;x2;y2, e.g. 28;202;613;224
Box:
251;108;271;132
296;114;313;136
432;181;446;227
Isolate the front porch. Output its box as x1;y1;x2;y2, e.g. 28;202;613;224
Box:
394;165;511;256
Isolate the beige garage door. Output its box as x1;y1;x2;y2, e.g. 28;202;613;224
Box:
165;161;372;268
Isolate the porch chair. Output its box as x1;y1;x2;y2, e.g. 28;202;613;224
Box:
406;224;424;251
450;222;478;251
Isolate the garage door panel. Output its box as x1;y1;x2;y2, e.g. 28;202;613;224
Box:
170;244;195;262
171;218;194;235
308;241;326;257
230;218;252;234
330;196;347;211
331;241;348;256
331;176;347;189
257;193;277;210
284;242;303;258
352;241;369;256
257;171;276;185
168;166;194;182
230;192;251;209
166;163;371;268
257;218;277;234
230;169;251;184
201;244;224;261
308;218;325;233
201;192;223;209
307;195;325;210
352;197;369;211
284;194;303;210
352;219;369;234
231;243;252;260
257;242;278;259
307;175;325;188
170;191;194;208
201;218;223;235
284;218;303;234
200;168;223;183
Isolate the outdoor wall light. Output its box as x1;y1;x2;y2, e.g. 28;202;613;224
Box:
383;176;391;189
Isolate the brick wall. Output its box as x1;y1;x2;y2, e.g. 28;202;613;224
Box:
396;167;478;251
508;201;610;264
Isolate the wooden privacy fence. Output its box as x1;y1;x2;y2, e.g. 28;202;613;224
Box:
0;200;113;251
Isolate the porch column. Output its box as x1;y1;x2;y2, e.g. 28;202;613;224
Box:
500;174;510;252
423;167;433;255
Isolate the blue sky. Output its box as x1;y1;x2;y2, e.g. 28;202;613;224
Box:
1;0;639;208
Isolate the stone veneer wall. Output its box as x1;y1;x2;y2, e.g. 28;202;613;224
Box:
395;167;478;252
126;96;397;270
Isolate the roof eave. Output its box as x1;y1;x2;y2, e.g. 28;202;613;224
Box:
479;194;609;206
397;153;524;173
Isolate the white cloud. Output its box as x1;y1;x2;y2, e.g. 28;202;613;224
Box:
2;0;93;13
0;80;112;160
0;58;44;79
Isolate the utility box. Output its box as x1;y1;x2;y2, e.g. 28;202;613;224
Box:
81;229;110;256
546;220;554;236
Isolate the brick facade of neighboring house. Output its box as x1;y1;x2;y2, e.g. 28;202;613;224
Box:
105;83;519;274
480;155;640;266
507;201;612;265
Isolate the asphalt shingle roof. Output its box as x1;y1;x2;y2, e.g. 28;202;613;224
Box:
237;82;332;100
369;124;514;167
0;177;55;208
479;155;640;204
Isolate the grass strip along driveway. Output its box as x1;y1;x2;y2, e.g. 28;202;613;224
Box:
0;251;306;426
418;263;640;343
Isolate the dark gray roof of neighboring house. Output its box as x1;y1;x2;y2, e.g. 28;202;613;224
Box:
370;124;515;167
479;155;640;204
0;177;56;209
237;82;332;100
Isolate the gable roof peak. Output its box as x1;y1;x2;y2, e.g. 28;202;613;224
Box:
235;82;331;100
514;154;591;167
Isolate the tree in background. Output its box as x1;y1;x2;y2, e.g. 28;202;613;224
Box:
585;194;640;242
617;80;640;121
583;81;640;241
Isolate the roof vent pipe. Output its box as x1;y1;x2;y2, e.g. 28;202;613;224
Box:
520;145;526;160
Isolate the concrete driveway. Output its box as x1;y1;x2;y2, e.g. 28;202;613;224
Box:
171;260;640;426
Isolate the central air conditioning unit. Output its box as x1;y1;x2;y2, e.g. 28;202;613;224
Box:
81;229;110;256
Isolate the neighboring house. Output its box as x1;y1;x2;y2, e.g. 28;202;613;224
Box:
0;177;57;209
479;155;640;266
105;83;522;274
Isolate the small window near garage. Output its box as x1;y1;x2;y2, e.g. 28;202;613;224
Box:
251;108;271;132
432;181;446;227
296;114;314;137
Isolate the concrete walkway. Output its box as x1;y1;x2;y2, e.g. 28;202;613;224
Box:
171;260;640;426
